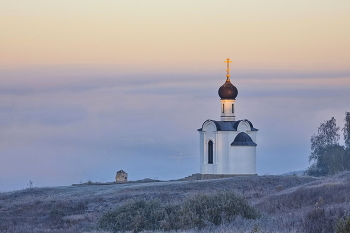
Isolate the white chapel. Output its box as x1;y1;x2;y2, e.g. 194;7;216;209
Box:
198;58;258;175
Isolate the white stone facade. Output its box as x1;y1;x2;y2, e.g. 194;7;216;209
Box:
220;99;236;121
199;120;257;175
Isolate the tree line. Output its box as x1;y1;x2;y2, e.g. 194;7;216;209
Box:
306;112;350;176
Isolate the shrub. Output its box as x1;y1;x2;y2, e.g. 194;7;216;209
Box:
181;192;259;228
303;208;328;233
48;209;65;227
303;207;348;233
99;199;166;233
335;216;350;233
99;191;259;232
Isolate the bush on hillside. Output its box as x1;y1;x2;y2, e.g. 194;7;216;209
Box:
180;192;259;228
336;216;350;233
99;191;259;232
303;208;333;233
302;207;350;233
99;199;166;233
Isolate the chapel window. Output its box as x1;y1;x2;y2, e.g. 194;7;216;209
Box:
208;140;213;164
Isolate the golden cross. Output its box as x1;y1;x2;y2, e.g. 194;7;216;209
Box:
224;58;232;81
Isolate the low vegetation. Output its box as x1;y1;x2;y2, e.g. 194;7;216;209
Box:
335;216;350;233
1;172;350;233
99;192;259;232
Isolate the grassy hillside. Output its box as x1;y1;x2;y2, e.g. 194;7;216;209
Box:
1;173;350;233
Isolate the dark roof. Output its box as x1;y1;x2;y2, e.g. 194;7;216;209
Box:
198;119;258;131
218;79;238;100
231;132;257;146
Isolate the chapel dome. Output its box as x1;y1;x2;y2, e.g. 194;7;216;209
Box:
218;79;238;100
231;132;257;146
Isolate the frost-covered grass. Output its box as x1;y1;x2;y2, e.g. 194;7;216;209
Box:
1;172;350;233
99;191;259;232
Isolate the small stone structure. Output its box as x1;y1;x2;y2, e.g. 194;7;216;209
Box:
115;170;128;182
275;185;284;192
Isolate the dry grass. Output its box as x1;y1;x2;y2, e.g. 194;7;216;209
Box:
1;172;350;232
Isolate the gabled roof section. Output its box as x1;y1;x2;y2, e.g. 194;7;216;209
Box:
198;119;258;132
231;132;257;146
233;119;258;131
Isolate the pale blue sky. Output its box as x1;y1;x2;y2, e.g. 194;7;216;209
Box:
1;65;349;191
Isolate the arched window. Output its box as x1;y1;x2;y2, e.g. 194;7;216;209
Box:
208;140;213;164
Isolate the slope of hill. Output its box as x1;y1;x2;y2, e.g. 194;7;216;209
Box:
1;172;350;233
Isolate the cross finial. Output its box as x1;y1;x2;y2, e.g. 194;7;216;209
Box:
224;58;232;81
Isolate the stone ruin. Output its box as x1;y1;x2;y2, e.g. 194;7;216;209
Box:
115;170;128;182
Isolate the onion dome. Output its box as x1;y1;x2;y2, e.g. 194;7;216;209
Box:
218;78;238;100
231;132;257;146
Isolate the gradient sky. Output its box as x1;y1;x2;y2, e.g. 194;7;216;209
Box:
1;1;350;191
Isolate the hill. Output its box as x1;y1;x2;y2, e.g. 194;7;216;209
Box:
1;172;350;233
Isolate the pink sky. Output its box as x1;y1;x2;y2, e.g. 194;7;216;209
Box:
1;1;349;71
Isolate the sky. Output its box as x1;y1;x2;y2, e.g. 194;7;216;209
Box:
1;0;350;191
